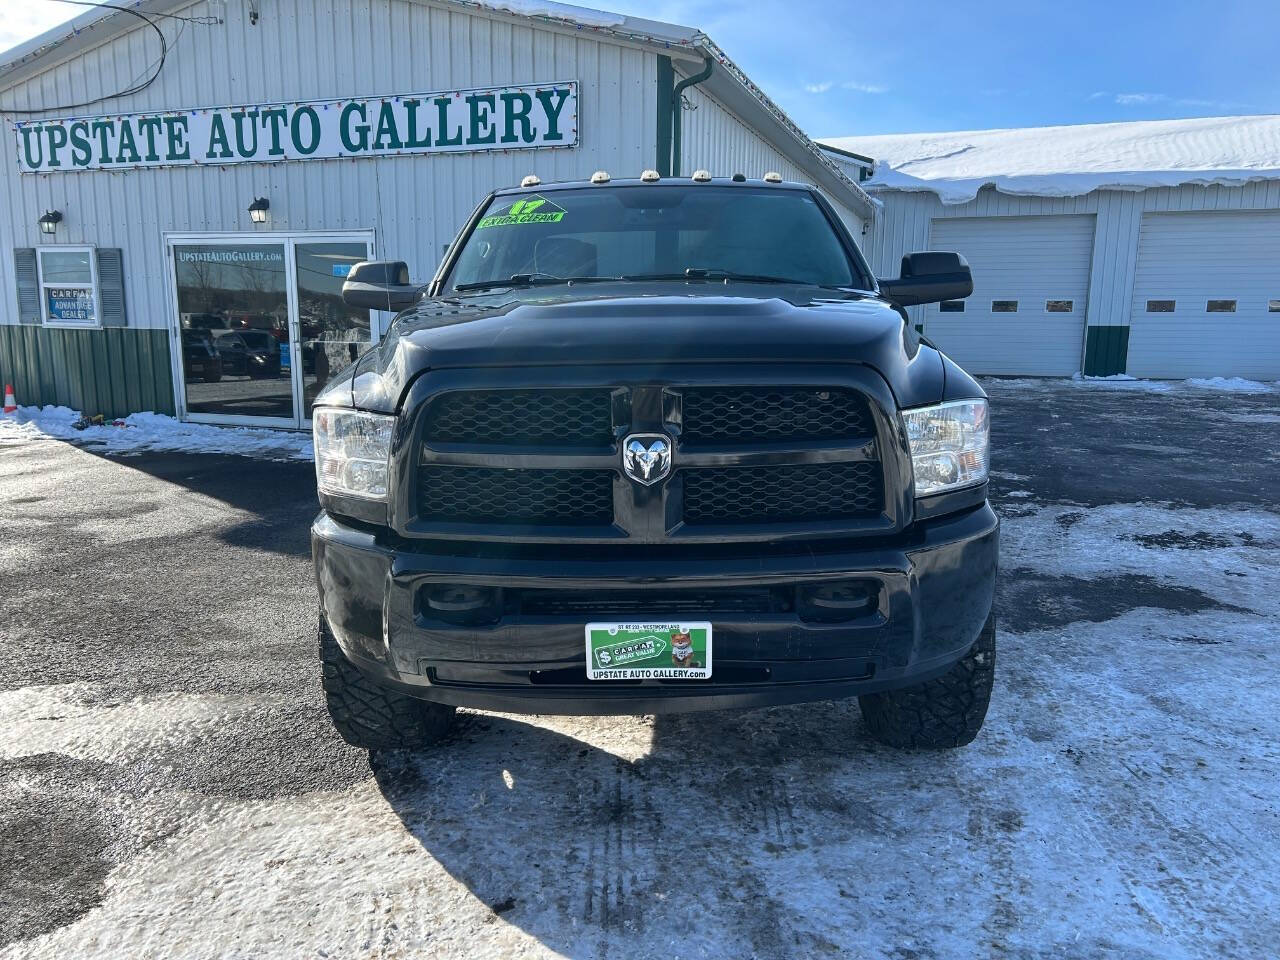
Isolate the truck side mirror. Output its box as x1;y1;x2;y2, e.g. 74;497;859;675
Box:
878;251;973;308
341;260;422;311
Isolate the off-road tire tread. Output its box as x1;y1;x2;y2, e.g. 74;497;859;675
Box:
858;615;995;749
319;618;455;750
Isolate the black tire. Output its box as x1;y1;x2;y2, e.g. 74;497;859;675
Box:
858;614;995;749
203;371;222;383
319;617;455;750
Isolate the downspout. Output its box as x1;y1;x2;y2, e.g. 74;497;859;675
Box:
670;55;714;178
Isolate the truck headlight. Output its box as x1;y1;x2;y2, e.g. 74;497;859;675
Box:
313;408;395;500
902;399;989;497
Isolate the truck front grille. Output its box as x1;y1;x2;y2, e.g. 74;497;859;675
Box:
682;462;883;524
412;378;889;540
679;386;873;444
419;466;614;526
424;389;614;446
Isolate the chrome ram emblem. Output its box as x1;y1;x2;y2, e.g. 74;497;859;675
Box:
623;434;673;485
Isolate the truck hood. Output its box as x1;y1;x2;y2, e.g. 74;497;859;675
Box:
322;283;947;412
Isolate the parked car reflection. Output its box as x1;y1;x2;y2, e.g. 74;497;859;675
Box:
181;329;223;383
221;330;285;379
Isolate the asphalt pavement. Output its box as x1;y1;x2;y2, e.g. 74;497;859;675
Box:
1;379;1277;959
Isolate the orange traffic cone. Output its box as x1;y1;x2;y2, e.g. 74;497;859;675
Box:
2;384;15;414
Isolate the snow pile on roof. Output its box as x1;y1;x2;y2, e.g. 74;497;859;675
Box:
463;0;625;28
0;405;313;460
821;115;1280;203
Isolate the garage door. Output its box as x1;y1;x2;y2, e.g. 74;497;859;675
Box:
924;215;1094;375
1128;211;1280;379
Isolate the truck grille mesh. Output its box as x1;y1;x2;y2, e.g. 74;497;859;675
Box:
419;467;614;526
680;387;873;444
682;462;883;524
414;381;887;537
425;389;615;446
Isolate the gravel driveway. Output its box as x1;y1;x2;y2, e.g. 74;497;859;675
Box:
1;379;1277;959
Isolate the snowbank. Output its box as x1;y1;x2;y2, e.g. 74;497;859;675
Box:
0;405;313;460
1184;376;1278;393
985;375;1278;394
821;115;1280;204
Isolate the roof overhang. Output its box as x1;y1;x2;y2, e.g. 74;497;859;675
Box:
0;0;874;220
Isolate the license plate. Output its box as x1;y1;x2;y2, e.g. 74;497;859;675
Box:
585;622;712;680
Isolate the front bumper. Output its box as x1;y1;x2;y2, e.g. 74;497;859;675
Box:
313;503;998;715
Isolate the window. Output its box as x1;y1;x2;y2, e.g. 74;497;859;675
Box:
1270;300;1280;313
38;246;98;326
1146;300;1175;313
938;300;965;312
1206;299;1236;313
1046;300;1073;313
991;300;1018;313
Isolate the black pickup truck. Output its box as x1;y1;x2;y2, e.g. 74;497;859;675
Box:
312;174;997;751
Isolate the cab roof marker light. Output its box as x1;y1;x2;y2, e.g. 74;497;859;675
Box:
731;172;746;182
691;169;712;182
640;169;661;182
590;170;611;184
763;171;783;183
520;174;541;187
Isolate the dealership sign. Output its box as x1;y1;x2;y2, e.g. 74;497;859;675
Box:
13;82;577;173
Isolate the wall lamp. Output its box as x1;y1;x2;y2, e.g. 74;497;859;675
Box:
248;197;270;224
38;210;62;235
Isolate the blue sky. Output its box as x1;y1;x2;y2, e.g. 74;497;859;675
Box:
3;0;1278;137
610;0;1280;136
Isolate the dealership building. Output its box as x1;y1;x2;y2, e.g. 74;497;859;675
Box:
823;116;1280;379
0;0;873;428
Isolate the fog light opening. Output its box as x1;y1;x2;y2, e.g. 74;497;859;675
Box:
424;584;502;626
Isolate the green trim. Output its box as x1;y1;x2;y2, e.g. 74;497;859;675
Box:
1082;325;1130;377
670;56;714;179
0;325;174;418
655;55;674;178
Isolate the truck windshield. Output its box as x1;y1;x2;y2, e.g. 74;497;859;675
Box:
447;185;863;292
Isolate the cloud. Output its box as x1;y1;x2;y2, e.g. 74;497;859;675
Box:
0;6;79;51
803;80;888;95
842;81;889;94
1092;90;1253;111
1114;92;1166;105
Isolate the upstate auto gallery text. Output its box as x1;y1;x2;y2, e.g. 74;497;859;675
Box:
12;81;577;173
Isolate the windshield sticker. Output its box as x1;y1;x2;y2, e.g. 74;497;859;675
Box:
476;195;565;228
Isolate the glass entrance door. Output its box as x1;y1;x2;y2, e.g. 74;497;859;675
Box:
170;234;373;428
294;242;376;419
173;241;294;423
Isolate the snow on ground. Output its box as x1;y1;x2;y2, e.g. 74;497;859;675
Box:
1184;376;1278;394
0;405;313;460
3;378;1278;958
0;684;262;763
983;375;1279;395
7;509;1280;958
821;115;1280;204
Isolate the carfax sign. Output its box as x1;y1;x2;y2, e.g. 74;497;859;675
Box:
45;288;94;323
13;82;576;173
585;622;713;680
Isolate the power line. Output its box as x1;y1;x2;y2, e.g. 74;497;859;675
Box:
0;1;219;116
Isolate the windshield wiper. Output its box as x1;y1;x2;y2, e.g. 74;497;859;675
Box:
454;274;624;292
622;268;807;285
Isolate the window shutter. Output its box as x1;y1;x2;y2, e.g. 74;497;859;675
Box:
96;248;127;327
13;248;40;324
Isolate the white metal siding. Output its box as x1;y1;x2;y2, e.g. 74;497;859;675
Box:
1;0;658;329
863;180;1280;353
1128;211;1280;378
925;215;1095;375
